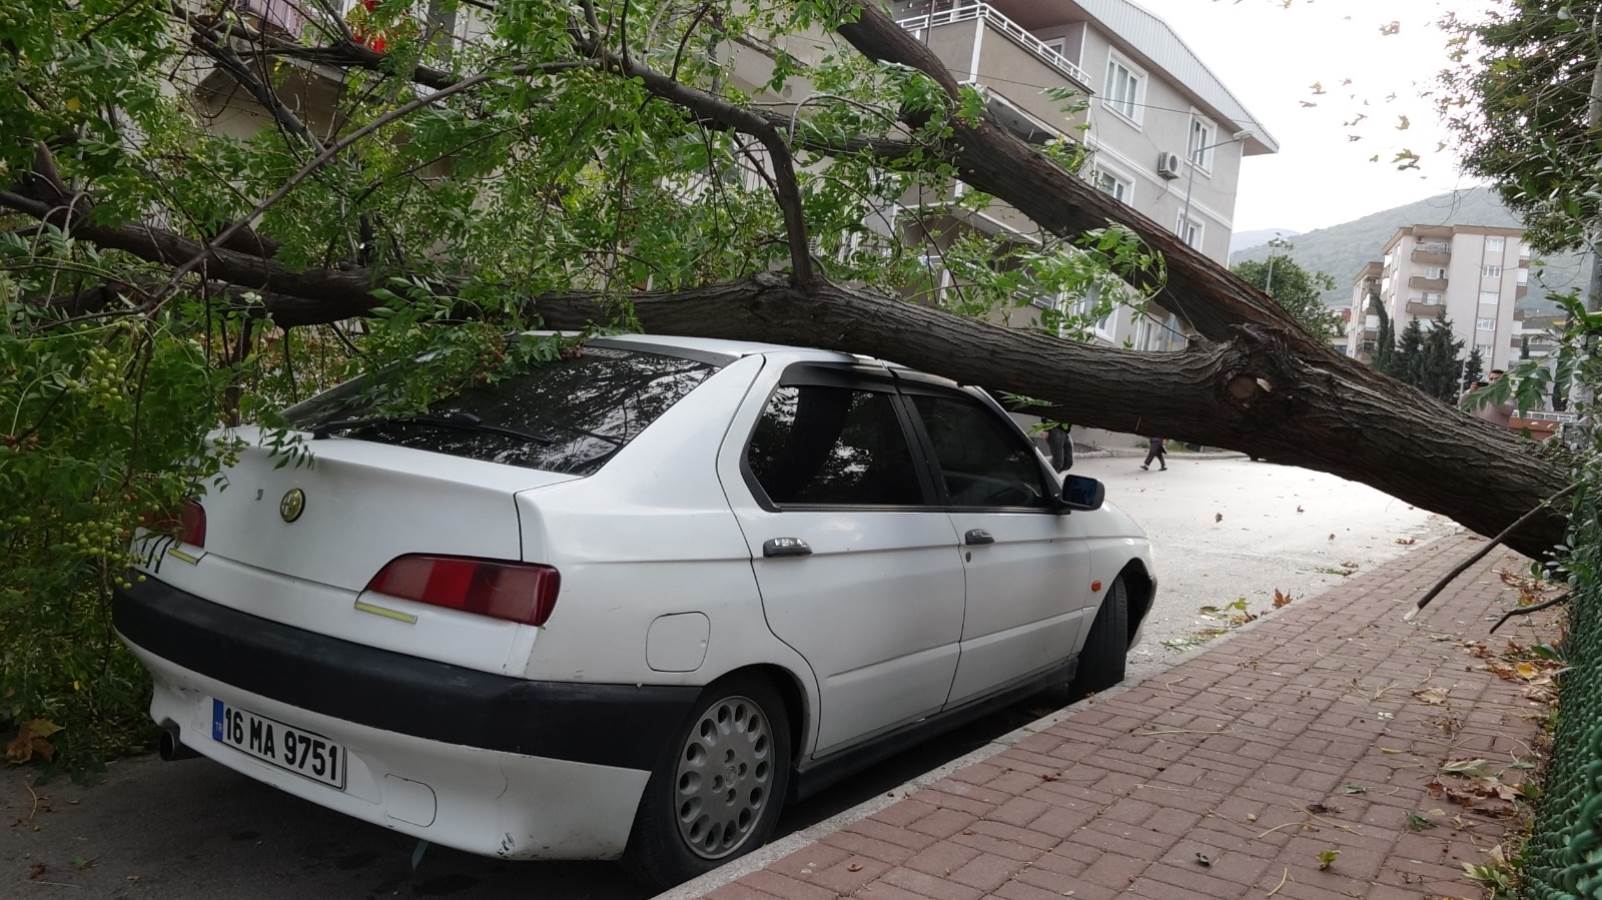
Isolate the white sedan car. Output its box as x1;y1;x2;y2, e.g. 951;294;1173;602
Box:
115;334;1155;887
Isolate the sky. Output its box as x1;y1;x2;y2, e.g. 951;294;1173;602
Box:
1130;0;1495;235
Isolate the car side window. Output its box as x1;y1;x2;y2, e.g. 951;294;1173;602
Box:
747;385;925;507
910;393;1050;509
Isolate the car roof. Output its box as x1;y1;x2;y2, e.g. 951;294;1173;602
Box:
599;332;859;361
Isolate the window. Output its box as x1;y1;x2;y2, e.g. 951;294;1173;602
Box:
1517;268;1530;285
1092;167;1133;204
285;345;717;477
1479;290;1501;306
1483;264;1503;278
909;394;1049;508
746;386;923;506
1103;56;1144;124
1188;114;1217;172
1041;37;1067;57
1476;317;1496;332
1476;343;1492;358
1073;285;1115;338
1424;266;1446;280
1485;236;1505;253
1176;213;1204;249
1422;292;1443;303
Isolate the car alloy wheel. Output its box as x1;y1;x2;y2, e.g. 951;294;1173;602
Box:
673;695;774;859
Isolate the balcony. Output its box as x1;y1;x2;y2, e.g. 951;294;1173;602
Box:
1406;300;1445;318
1411;247;1450;266
897;4;1092;136
1409;275;1448;291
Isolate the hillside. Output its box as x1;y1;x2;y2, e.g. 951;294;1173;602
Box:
1230;228;1301;257
1228;187;1585;313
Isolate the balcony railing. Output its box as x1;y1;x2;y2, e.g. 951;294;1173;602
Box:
1409;275;1448;291
238;0;310;35
896;4;1093;87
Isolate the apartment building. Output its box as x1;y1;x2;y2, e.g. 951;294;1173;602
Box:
1345;225;1530;370
890;0;1278;350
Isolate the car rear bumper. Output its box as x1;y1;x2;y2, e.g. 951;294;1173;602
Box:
113;579;701;860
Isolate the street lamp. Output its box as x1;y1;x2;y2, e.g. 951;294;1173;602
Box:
1264;234;1291;294
1179;128;1254;250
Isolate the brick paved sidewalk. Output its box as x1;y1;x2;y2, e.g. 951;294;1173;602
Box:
692;534;1561;900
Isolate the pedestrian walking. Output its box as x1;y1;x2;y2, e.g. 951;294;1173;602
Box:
1045;423;1073;472
1140;436;1167;471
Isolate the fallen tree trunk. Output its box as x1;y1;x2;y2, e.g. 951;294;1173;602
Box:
5;4;1573;562
533;274;1570;559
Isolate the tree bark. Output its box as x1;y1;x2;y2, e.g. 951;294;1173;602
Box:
532;273;1570;559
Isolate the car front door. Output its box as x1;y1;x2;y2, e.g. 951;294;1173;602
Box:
898;380;1093;707
722;363;966;757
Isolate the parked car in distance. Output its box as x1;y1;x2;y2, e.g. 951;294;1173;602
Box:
115;334;1156;888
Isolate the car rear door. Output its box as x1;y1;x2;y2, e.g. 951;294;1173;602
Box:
897;376;1093;707
721;362;966;757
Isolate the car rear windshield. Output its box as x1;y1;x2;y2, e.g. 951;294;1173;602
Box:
284;345;720;476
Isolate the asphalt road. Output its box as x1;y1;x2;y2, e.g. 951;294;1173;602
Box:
2;457;1456;900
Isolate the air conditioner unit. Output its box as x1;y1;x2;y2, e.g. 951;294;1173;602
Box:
1156;152;1183;180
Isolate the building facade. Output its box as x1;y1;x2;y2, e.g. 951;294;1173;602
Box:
890;0;1277;350
1345;225;1530;370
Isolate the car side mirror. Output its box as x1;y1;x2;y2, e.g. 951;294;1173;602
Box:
1061;475;1105;512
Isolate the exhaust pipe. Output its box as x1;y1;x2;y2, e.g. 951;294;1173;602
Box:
159;725;200;761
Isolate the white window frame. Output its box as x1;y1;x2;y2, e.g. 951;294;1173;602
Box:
1423;266;1446;280
1485;236;1506;253
1187;111;1217;175
1483;264;1503;278
1422;291;1443;303
1479;290;1501;306
1476;317;1496;332
1090;161;1135;205
1475;342;1492;358
1102;51;1146;127
1175;212;1204;250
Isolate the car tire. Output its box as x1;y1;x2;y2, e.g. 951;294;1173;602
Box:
1070;576;1129;701
623;674;793;890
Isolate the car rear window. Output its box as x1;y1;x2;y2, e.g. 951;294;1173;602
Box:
284;345;719;476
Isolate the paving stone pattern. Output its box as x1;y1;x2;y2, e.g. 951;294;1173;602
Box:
704;535;1559;900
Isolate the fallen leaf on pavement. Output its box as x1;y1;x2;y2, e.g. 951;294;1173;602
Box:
1273;589;1294;609
1395;537;1417;545
1215;512;1223;523
1412;687;1449;705
1441;758;1492;778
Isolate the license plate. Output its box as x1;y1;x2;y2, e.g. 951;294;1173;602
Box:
211;700;347;790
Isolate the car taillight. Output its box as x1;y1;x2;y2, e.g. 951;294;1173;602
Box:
179;500;206;547
364;555;560;626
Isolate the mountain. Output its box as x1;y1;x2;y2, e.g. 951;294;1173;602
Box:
1230;228;1300;257
1228;187;1586;313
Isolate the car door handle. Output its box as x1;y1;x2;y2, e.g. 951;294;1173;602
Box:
763;537;812;558
964;529;995;546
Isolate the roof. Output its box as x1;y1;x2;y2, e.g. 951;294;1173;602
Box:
1071;0;1279;155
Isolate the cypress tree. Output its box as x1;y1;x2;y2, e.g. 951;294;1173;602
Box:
1461;346;1485;394
1394;318;1426;387
1368;290;1395;373
1420;314;1464;401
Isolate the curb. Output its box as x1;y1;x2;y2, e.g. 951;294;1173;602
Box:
647;533;1456;900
